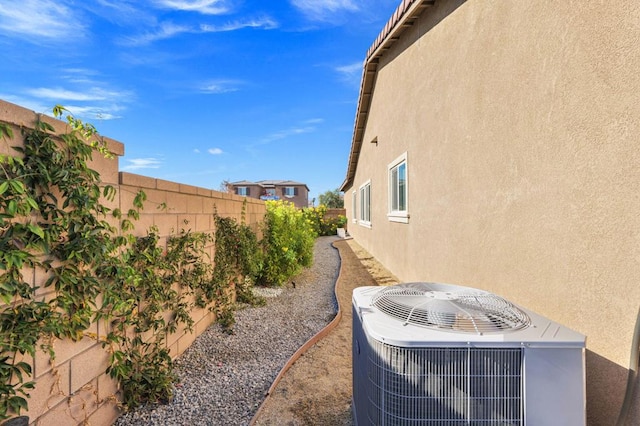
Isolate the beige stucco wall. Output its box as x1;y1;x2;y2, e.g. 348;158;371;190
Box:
343;1;640;424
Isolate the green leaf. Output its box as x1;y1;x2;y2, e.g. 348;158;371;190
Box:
0;181;8;196
52;105;67;118
27;224;45;239
0;123;14;139
9;180;25;194
26;198;38;210
7;200;17;216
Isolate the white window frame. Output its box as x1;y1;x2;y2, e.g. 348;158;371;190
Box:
387;152;409;223
351;190;357;223
237;186;248;196
358;180;372;228
284;187;295;198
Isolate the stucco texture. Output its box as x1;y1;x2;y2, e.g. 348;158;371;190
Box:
343;1;640;424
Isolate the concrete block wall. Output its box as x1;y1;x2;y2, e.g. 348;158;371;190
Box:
0;100;266;425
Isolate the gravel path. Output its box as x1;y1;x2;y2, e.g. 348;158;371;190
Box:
114;236;341;426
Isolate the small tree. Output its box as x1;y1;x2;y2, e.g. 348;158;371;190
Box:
318;188;343;208
219;179;232;193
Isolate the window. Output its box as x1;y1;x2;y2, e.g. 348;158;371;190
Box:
388;152;409;223
284;187;297;198
236;187;248;196
352;190;357;223
359;181;371;228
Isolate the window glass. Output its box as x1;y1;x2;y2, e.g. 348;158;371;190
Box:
388;152;409;223
359;181;371;226
352;191;357;222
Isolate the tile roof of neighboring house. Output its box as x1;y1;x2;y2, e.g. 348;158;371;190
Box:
230;180;310;190
340;0;435;191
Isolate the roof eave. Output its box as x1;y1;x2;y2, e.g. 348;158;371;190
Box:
340;0;435;192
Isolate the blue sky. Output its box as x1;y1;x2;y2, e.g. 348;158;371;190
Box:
0;0;400;200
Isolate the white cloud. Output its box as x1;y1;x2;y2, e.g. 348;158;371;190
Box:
261;126;316;144
0;0;85;40
200;17;278;32
122;157;163;171
335;62;362;77
125;17;277;45
335;61;364;87
124;21;192;45
62;105;124;120
208;148;223;155
18;78;135;121
153;0;232;15
199;79;243;94
26;87;129;102
290;0;359;21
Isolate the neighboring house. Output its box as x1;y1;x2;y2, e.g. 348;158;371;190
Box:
340;1;640;424
229;180;309;208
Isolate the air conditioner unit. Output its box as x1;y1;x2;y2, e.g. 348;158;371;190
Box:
352;282;586;425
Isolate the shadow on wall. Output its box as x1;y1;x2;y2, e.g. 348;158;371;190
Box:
586;350;631;425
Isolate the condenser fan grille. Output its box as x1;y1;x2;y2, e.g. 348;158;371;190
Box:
370;282;530;334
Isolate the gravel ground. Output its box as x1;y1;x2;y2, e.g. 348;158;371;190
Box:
114;236;341;426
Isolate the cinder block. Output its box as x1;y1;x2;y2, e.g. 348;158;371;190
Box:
0;100;47;134
153;214;178;236
167;341;179;359
140;188;168;211
34;378;99;426
118;185;140;213
176;214;197;231
189;304;207;325
178;183;198;195
86;399;122;426
166;325;185;350
166;192;190;214
89;153;119;186
197;187;213;198
177;329;197;356
35;332;98;379
101;136;124;157
27;361;70;420
194;214;211;232
97;373;119;405
195;313;215;336
214;200;231;215
156;179;180;193
186;195;204;214
131;214;155;236
203;199;217;214
118;173;156;189
69;345;109;393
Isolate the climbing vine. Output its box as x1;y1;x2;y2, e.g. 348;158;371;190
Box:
0;109;117;419
0;108;253;419
212;205;265;332
0;106;319;421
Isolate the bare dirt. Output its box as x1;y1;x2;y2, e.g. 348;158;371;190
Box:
252;238;398;425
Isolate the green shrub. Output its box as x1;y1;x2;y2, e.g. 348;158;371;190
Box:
303;206;347;236
258;200;316;286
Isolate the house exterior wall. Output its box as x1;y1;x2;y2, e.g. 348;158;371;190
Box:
275;184;309;208
231;182;310;208
342;1;640;424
